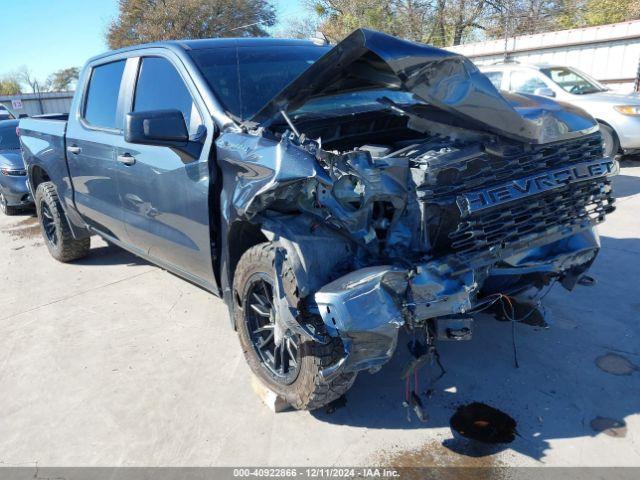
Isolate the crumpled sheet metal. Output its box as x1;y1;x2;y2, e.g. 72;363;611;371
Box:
260;213;354;297
315;150;408;245
496;228;600;276
217;133;332;220
314;262;476;372
250;28;597;144
490;229;601;291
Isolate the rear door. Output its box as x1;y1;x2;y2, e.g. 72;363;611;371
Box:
113;54;216;287
66;58;128;240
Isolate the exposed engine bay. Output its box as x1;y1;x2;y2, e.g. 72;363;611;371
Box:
216;29;618;400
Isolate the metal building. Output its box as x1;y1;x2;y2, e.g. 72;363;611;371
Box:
0;91;74;117
448;20;640;93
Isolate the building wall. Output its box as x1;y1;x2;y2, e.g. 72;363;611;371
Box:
0;92;74;117
449;21;640;93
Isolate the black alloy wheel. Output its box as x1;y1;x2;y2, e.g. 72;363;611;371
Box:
245;273;301;385
40;200;58;247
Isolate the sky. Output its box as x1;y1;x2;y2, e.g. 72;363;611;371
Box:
0;0;307;83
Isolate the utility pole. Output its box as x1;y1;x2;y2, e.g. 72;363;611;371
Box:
635;54;640;93
503;0;513;62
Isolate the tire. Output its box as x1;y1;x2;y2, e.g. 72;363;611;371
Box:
233;242;357;410
0;191;21;216
599;123;619;158
35;182;90;262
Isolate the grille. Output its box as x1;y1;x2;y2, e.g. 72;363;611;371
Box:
448;178;615;258
422;132;604;198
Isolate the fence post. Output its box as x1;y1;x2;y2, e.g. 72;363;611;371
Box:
635;54;640;93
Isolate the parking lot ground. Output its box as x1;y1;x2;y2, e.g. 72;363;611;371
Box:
1;161;639;468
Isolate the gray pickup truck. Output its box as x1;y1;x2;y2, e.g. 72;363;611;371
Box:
19;29;617;411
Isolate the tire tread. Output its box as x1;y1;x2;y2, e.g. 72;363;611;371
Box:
35;182;90;262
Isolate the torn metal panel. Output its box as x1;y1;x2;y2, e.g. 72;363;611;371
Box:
314;261;477;372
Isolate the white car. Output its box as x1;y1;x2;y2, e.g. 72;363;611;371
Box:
480;63;640;157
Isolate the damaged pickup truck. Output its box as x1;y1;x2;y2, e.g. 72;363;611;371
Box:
19;29;617;410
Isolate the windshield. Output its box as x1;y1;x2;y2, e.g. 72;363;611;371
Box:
190;45;329;121
292;90;419;119
0;123;19;149
540;67;607;95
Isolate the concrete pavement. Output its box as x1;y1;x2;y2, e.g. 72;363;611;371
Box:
0;162;639;467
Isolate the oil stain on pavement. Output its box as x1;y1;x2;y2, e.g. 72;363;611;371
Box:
596;353;638;376
3;216;40;240
590;417;627;438
375;440;504;480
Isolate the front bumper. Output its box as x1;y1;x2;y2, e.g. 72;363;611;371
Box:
0;175;32;206
314;260;477;373
313;229;601;374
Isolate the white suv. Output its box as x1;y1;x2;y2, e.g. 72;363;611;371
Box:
480;63;640;157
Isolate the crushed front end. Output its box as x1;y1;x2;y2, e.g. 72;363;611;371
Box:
219;29;618;383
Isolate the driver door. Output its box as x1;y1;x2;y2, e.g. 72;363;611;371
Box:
112;54;217;288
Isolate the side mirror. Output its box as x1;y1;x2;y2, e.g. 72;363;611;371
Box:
125;109;188;146
533;87;556;98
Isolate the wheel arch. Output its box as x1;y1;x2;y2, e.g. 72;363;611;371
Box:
29;165;51;192
595;119;621;154
226;220;270;304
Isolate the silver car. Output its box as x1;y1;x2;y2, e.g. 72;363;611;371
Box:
480;63;640;157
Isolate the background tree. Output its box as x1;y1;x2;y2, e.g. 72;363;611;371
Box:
45;67;80;92
273;16;320;39
311;0;397;42
0;75;22;96
16;67;42;94
308;0;640;46
312;0;489;46
107;0;277;49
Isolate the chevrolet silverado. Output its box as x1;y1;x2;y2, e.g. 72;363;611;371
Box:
19;29;617;411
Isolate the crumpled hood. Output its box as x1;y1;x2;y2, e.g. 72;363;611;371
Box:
250;29;597;144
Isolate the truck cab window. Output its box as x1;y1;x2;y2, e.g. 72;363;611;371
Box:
133;57;202;135
84;60;126;129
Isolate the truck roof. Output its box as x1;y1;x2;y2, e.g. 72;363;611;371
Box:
89;37;323;63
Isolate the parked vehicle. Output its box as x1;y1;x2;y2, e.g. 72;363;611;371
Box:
479;62;640;157
0;105;16;121
0;119;31;215
19;30;617;411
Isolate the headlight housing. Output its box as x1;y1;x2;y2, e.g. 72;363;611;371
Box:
614;105;640;116
0;167;27;176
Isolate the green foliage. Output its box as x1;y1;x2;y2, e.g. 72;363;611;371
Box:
310;0;640;46
107;0;277;49
0;77;21;96
46;67;80;92
583;0;640;26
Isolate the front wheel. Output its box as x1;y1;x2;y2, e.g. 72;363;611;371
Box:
233;243;357;410
35;182;90;262
599;123;619;158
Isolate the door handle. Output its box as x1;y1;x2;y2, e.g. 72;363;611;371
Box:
67;145;81;154
117;153;136;166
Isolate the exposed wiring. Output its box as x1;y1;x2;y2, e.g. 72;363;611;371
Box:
500;294;520;369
